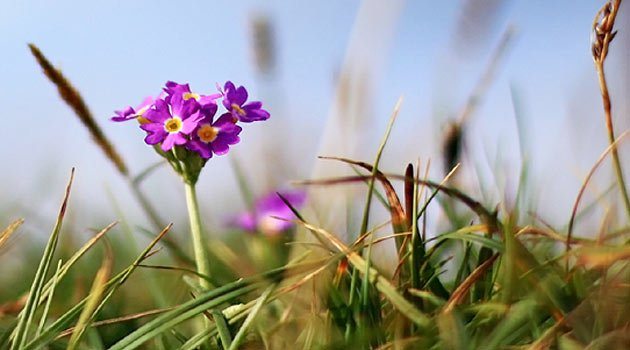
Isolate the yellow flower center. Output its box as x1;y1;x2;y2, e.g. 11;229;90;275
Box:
197;124;219;143
183;92;200;101
137;116;150;125
136;106;151;125
164;117;183;133
231;103;246;116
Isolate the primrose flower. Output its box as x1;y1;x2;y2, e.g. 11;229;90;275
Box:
232;190;306;236
111;96;155;123
112;80;270;181
141;92;202;151
164;81;221;116
222;81;270;123
187;113;242;159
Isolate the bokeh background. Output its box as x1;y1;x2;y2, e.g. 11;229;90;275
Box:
1;0;629;244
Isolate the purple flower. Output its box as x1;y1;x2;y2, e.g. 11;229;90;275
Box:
111;96;155;123
112;80;271;161
141;92;202;151
164;81;220;117
232;190;306;236
221;81;270;123
186;113;242;159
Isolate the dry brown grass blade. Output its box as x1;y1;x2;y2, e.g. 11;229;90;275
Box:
28;44;128;176
573;245;630;268
67;240;114;350
0;218;24;250
404;164;414;229
456;26;515;126
441;26;515;176
298;220;431;328
250;14;276;75
516;225;587;245
0;294;28;317
567;130;630;260
450;0;510;57
56;307;176;339
297;170;499;232
319;156;407;232
443;253;499;312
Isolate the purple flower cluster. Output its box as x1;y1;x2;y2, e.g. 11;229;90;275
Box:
112;81;270;159
231;190;306;236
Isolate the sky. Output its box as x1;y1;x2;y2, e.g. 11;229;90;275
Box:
0;0;627;238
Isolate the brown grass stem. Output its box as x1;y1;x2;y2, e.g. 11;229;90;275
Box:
566;130;629;267
28;44;128;176
591;0;630;219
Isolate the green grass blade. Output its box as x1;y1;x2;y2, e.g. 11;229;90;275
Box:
35;259;62;337
37;221;117;308
109;283;262;349
484;299;541;349
10;169;74;350
211;309;232;349
438;310;470;350
359;96;402;236
23;224;172;350
131;160;165;186
110;260;322;349
435;229;503;252
228;284;274;350
300;220;431;329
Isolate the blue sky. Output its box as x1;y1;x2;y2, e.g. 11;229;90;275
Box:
1;0;625;233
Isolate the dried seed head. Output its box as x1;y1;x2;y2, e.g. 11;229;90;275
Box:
442;121;463;175
28;44;129;176
591;0;621;62
250;14;276;75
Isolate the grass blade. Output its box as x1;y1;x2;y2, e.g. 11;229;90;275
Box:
35;259;62;337
211;309;233;349
67;242;113;350
299;220;431;329
23;223;172;350
10;168;74;350
228;284;275;350
37;221;117;308
0;218;24;250
109;260;322;349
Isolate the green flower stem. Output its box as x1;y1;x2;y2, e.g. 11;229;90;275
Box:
184;181;211;290
185;181;234;348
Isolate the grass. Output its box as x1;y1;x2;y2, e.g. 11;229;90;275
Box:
1;1;630;349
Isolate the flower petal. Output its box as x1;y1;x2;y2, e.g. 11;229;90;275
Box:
145;99;170;123
160;133;180;151
144;129;167;145
181;115;201;134
212;138;230;155
111;106;136;122
140;122;165;133
230;212;256;231
187;139;213;159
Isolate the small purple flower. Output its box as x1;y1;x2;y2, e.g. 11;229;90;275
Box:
164;81;220;117
187;113;242;159
232;190;306;236
111;96;155;123
112;80;271;165
141;92;202;151
222;81;270;123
